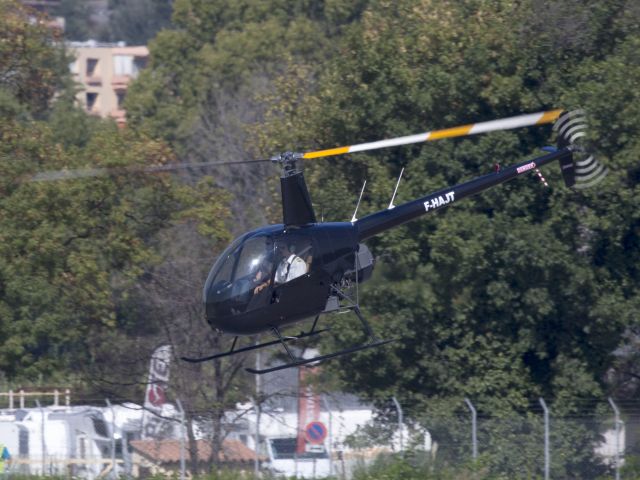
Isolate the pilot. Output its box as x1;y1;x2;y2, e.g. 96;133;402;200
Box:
275;244;307;284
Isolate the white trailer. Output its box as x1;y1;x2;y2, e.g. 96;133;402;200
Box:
0;406;114;478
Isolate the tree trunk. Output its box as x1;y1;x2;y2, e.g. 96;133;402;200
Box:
210;354;224;473
186;414;200;475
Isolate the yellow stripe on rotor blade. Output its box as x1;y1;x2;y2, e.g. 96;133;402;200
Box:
303;146;351;159
426;124;474;141
536;109;564;124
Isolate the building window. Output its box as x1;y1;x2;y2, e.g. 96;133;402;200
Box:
116;90;126;108
113;55;133;76
86;58;98;77
114;55;147;78
133;56;147;74
91;417;108;437
78;437;86;459
86;92;98;111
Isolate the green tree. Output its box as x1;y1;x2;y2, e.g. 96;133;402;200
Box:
117;2;374;468
0;115;182;380
0;0;72;117
53;0;93;41
256;0;639;476
106;0;173;45
124;0;372;230
125;0;352;141
0;10;255;476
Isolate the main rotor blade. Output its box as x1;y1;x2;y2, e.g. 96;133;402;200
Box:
301;109;563;160
28;158;270;182
26;110;562;182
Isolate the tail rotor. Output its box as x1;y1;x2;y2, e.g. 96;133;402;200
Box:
553;110;608;189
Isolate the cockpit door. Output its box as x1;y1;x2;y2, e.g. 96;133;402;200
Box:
268;231;329;323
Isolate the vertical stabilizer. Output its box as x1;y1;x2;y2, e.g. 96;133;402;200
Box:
281;171;317;227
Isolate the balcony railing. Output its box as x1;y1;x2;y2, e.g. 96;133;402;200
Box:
86;75;102;86
111;75;131;89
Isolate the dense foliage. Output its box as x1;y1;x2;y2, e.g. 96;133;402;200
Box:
252;0;640;476
0;1;71;117
0;1;231;386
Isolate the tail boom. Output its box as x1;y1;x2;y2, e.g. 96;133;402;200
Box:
355;147;573;241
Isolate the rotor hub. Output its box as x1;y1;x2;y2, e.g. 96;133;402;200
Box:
271;151;303;177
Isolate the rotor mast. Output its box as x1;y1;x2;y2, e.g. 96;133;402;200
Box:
271;151;317;226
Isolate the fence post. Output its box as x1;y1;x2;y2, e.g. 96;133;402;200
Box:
8;390;13;410
19;389;24;409
249;397;262;478
539;398;550;480
176;399;186;480
464;398;478;459
105;399;116;478
392;397;404;452
255;342;262;477
322;396;333;477
35;400;46;475
608;397;622;480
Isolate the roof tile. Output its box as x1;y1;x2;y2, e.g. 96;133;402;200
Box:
130;439;262;464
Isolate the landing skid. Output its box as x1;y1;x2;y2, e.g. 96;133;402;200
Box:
246;337;394;374
183;288;394;374
181;324;329;363
247;290;394;374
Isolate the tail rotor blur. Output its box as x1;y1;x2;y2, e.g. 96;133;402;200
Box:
554;110;608;189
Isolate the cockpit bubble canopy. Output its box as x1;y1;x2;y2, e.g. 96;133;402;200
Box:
203;229;314;318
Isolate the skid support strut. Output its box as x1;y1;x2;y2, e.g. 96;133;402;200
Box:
181;325;328;364
184;292;393;374
246;300;393;375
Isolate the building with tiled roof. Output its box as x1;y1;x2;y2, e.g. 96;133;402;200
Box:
129;438;264;477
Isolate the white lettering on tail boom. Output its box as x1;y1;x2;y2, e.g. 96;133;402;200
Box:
424;191;455;212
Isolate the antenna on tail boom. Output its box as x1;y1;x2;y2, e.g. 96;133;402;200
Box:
388;168;405;209
351;180;367;223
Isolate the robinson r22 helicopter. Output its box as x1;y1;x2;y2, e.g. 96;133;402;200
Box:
176;109;607;374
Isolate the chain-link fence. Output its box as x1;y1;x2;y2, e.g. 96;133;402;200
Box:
0;393;637;479
338;397;638;480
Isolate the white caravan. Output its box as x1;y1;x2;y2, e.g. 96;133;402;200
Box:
0;406;114;478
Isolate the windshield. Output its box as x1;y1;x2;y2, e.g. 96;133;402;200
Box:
204;230;318;320
204;233;275;317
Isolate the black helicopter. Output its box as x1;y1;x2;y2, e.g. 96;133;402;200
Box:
178;109;607;374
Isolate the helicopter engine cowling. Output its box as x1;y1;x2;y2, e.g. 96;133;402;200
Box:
343;243;375;284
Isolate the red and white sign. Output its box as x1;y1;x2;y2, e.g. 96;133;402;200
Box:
296;361;321;453
141;345;172;439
